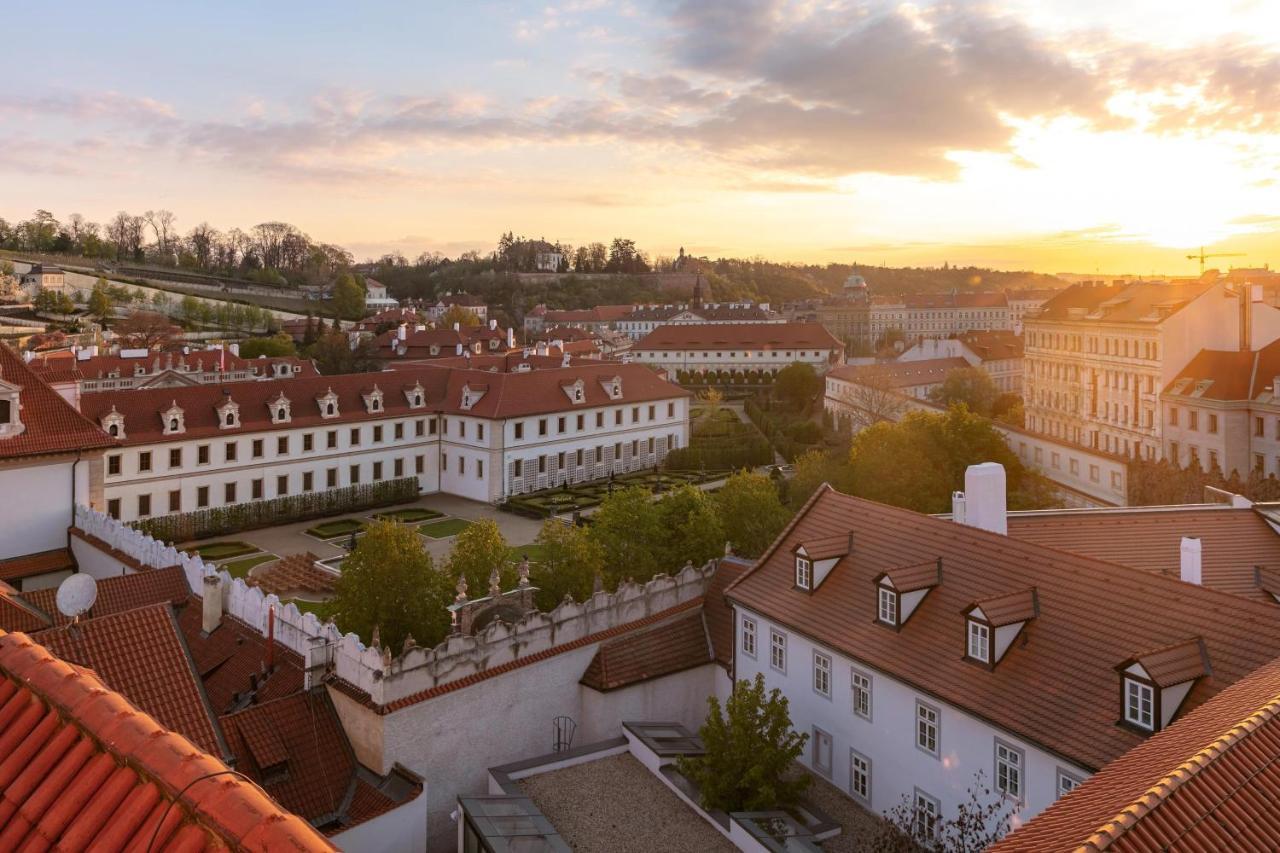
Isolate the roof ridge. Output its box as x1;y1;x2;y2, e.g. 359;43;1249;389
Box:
1085;688;1280;850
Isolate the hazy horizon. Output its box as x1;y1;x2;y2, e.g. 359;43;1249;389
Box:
4;1;1278;275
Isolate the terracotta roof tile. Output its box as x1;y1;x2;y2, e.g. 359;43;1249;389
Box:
1122;637;1211;688
1163;337;1280;401
176;598;305;714
876;559;941;593
1007;507;1280;602
21;565;190;627
994;655;1280;852
970;588;1039;627
705;558;751;669
0;548;73;582
727;486;1280;771
1033;280;1214;325
34;603;226;757
0;628;335;851
0;343;114;460
796;533;853;561
0;581;51;633
581;609;712;691
634;322;842;351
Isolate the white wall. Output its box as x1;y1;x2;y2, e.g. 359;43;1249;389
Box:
330;785;429;853
576;663;726;743
0;455;84;560
734;606;1090;836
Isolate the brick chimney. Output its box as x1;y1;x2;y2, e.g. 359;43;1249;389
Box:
202;574;223;633
1180;536;1202;585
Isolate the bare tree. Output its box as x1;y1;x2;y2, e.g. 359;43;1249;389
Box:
187;222;218;269
115;310;178;349
864;771;1015;853
142;209;177;257
837;372;907;432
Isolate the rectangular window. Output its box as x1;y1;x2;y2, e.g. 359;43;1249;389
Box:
225;442;237;462
252;439;263;459
647;404;655;420
349;464;360;484
374;425;384;443
477;459;483;478
538;455;546;474
631;406;639;423
138;451;152;473
251;478;263;500
575;448;583;467
812;727;832;777
615;410;622;426
877;587;897;625
852;670;872;721
137;494;151;517
995;740;1024;801
539;418;547;436
1056;769;1083;799
558;416;566;433
513;459;522;478
458;456;464;474
326;468;337;488
1208;413;1218;434
276;475;288;496
303;433;314;452
596;412;604;428
168;448;181;469
224;482;236;503
107;498;120;519
742;617;756;656
849;751;871;805
108;454;121;475
416;455;425;474
196;486;209;508
394;458;404;477
813;652;831;697
1125;679;1154;729
373;461;383;480
327;430;337;449
913;790;940;842
168;490;180;513
576;414;584;430
394;422;404;440
515;422;525;439
1189;411;1199;430
276;436;288;455
415;420;425;438
770;629;787;672
350;427;360;446
429;417;438;435
968;621;990;663
795;557;812;590
916;701;939;757
667;402;675;418
303;472;314;492
477;423;485;441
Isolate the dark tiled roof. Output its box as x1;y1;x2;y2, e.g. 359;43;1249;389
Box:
726;486;1280;771
1123;638;1210;688
21;565;189;627
176;599;305;715
0;548;73;582
970;588;1038;626
0;343;114;460
0;582;50;633
956;329;1024;360
705;558;750;669
34;604;225;757
1007;507;1280;603
0;629;334;851
994;655;1280;852
634;322;842;351
1033;281;1214;324
581;609;712;691
1162;337;1280;401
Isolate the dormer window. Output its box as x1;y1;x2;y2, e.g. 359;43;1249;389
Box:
430;344;440;356
316;388;339;418
560;379;587;405
1115;637;1209;734
404;382;426;409
459;383;487;411
0;376;25;439
795;556;812;590
962;588;1038;669
967;621;990;663
872;560;940;630
877;586;898;625
269;393;291;424
100;406;125;439
161;401;185;435
216;398;241;429
362;386;384;414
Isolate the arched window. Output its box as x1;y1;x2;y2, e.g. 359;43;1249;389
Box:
109;423;119;437
169;418;179;432
224;412;234;426
327;403;335;416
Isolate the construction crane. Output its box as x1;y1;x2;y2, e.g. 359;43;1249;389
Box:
1186;246;1245;275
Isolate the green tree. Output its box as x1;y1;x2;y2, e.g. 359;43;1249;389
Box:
528;520;605;610
306;330;382;375
589;486;664;586
774;362;823;408
714;471;790;557
332;273;366;319
786;448;852;510
87;279;113;322
929;367;999;417
445;519;512;598
239;332;296;358
327;519;453;651
992;392;1024;428
655;484;725;568
677;674;810;813
440;303;481;328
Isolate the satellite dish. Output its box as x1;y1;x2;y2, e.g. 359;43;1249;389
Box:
56;574;98;621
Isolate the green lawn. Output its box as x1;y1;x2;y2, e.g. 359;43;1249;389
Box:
373;507;444;523
221;553;275;580
288;598;330;618
419;518;473;539
194;541;258;560
507;543;551;564
305;518;367;539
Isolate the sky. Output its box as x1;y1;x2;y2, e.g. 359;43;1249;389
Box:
2;0;1279;274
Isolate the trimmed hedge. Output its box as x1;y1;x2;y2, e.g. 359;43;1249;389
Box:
745;397;829;462
135;477;419;542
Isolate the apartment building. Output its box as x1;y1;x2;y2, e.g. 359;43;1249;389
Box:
1022;279;1272;460
1161;337;1280;477
631;322;844;376
84;361;689;522
869;292;1011;344
725;467;1280;840
616;302;782;340
897;330;1024;393
522;304;632;335
371;320;516;362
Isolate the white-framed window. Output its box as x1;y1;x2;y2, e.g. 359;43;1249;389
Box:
795;556;812;590
916;701;939;757
995;739;1024;801
913;789;940;842
967;620;990;663
877;586;897;625
849;750;871;805
770;629;787;673
851;670;872;721
1056;768;1084;799
812;726;832;776
813;652;831;697
742;617;757;657
1125;678;1155;730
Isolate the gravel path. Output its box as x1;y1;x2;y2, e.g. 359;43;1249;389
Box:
519;753;737;852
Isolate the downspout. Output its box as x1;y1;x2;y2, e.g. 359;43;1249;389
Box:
68;450;83;550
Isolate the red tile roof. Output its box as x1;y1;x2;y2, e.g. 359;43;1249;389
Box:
827;357;970;389
176;600;305;714
704;557;750;670
956;329;1024;360
20;565;190;628
0;343;114;460
1122;638;1210;689
0;548;73;583
0;582;50;634
1007;507;1280;603
35;604;226;757
81;361;687;446
726;486;1280;771
1163;337;1280;401
29;350;319;384
580;609;712;691
634;322;843;351
994;655;1280;852
0;629;335;851
1033;281;1215;325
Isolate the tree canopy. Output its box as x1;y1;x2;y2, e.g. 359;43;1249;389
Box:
714;471;791;557
929;367;999;417
528;520;605;610
774;362;823;408
239;332;297;358
445;519;513;599
589;485;665;587
332;274;366;319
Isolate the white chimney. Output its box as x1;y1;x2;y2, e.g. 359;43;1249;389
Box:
397;323;407;341
951;491;966;524
229;343;240;357
202;574;223;632
507;327;515;348
960;463;1007;535
1180;536;1202;585
453;322;460;332
562;353;571;367
489;318;497;330
455;343;463;355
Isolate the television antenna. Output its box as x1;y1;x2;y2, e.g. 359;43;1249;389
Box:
55;574;97;622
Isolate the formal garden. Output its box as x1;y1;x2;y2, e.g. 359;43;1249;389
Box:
500;467;729;519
